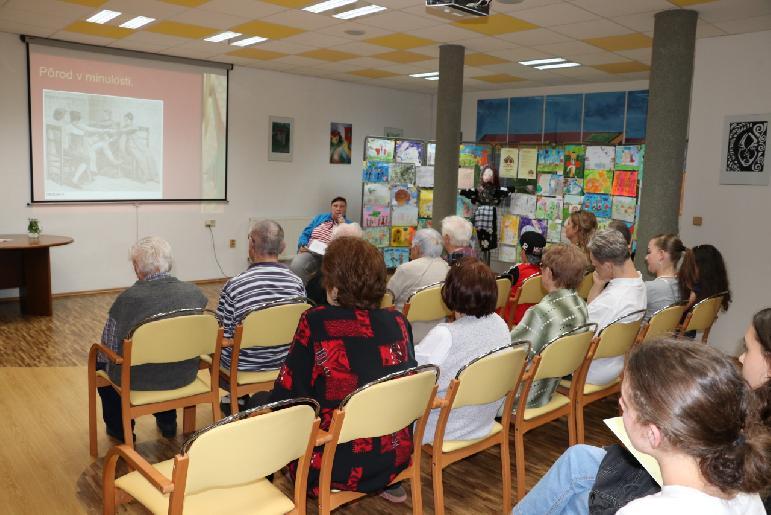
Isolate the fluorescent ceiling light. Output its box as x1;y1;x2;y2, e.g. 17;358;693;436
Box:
204;31;242;43
303;0;358;14
424;76;440;81
334;5;387;19
519;57;566;66
86;10;121;24
231;36;269;47
409;71;438;78
535;62;581;70
119;16;155;29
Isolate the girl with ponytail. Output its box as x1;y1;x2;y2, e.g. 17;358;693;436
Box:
643;234;687;319
678;244;731;311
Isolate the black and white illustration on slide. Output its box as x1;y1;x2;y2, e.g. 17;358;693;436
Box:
43;90;163;200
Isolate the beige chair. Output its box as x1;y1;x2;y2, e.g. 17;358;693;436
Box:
317;365;439;514
635;302;688;345
576;272;593;300
402;281;450;322
495;276;512;316
512;323;597;500
504;273;545;329
103;398;321;515
422;342;529;515
678;292;728;343
562;310;644;443
88;309;224;457
212;297;312;416
380;290;395;309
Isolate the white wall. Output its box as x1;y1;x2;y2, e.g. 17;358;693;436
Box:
0;32;433;294
681;30;771;355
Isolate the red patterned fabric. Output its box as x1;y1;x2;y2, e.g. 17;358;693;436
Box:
271;305;416;496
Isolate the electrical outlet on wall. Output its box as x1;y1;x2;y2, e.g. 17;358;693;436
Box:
204;219;216;228
229;239;236;248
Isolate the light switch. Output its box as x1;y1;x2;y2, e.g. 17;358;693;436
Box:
692;216;703;226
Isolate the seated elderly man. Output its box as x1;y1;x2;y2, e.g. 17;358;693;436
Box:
96;236;207;442
441;215;475;265
387;228;449;310
585;228;646;385
306;222;363;306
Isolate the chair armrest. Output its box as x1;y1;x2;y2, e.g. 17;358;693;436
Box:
89;343;123;365
107;444;174;494
315;429;333;446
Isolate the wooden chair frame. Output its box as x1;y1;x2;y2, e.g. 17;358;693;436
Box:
422;342;530;515
511;323;597;500
88;309;224;457
103;398;321;515
219;297;312;416
678;291;728;343
380;289;395;309
317;365;440;515
576;272;593;300
503;273;544;329
402;281;448;321
495;276;512;318
634;301;688;346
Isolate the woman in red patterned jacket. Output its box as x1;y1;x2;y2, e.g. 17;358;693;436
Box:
270;236;416;502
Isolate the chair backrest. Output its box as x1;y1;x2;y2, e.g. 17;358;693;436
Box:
517;274;545;305
452;342;529;409
239;297;312;349
534;324;597;381
337;365;439;444
576;272;593;300
182;398;319;495
683;292;727;333
404;282;450;322
495;277;512;310
644;302;687;343
380;290;394;309
128;310;220;366
593;311;645;359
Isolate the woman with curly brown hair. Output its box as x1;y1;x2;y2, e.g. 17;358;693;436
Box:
269;236;416;503
565;210;597;263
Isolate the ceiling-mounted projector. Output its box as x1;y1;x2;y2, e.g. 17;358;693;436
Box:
426;0;490;17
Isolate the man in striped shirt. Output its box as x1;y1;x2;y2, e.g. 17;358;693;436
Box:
217;219;306;372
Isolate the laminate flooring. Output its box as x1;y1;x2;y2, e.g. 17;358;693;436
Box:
0;283;618;514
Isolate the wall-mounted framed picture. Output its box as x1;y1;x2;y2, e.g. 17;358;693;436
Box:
384;127;403;138
720;113;769;185
268;116;293;162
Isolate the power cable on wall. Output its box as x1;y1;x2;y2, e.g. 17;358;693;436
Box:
207;226;227;278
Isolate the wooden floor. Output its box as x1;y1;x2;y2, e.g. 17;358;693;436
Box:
0;283;618;514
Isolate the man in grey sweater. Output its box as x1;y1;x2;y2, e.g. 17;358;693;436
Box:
96;236;207;442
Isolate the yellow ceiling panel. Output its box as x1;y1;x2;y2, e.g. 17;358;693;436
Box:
160;0;211;6
261;0;313;7
348;69;400;79
593;62;650;74
230;20;306;39
226;48;287;60
63;21;133;39
365;33;435;50
300;49;359;62
585;33;652;51
669;0;717;5
465;53;507;67
454;14;539;36
374;51;432;64
60;0;106;6
145;21;218;39
473;73;524;83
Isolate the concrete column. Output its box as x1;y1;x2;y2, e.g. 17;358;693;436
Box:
432;44;465;224
634;10;697;274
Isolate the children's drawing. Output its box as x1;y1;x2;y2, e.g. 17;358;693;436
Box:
395;140;424;164
584;170;613;194
563;177;584;195
417;218;432;230
362;205;390;227
418;189;433;218
562;194;583;220
456;196;474;218
611;196;637;222
611;170;638;197
389;163;416;184
390;226;415;247
499;148;519;178
547;219;562;243
615;145;643;171
458;167;474;190
365;138;395;162
459;143;492;168
363;183;390;206
518;148;538;179
563;144;585;178
426;142;436;166
509;193;536;218
497;244;518;263
582;193;612;218
363;227;389;247
383;247;409;268
537;147;565;173
585;145;615;171
518;216;548;240
391;185;418;226
501;214;520;246
416;166;434;188
596;217;612;231
535;196;563;220
537;172;564;197
362;161;390;182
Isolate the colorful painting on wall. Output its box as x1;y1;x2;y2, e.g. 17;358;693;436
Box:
457;196;474;218
390;163;416;184
536;196;563;220
330;122;352;164
362;205;390;227
418;189;433;218
395;140;424;164
563;177;584;196
537;173;564;197
547;219;562;243
362;161;390;182
611;170;638;197
383;247;409;268
518;216;548;239
363;183;390;206
615;145;643;171
584;169;613;194
365;137;395;162
582;193;612;218
563;144;585;178
391;185;418;226
458;167;475;190
537;147;565;173
498;244;518;262
426;142;436;166
563;194;583;219
459;143;492;169
509;192;536;217
390;226;414;247
585;145;615;171
501;214;520;245
417;218;432;230
416;166;434;188
611;196;637;222
363;227;390;247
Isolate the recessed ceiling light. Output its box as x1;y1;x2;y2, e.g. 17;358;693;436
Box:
204;31;242;43
333;5;387;20
424;76;440;81
86;10;121;24
231;36;269;47
119;16;155;29
409;71;439;78
303;0;358;14
519;57;566;66
535;62;581;70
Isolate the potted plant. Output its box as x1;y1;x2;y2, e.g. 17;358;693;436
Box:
27;218;41;240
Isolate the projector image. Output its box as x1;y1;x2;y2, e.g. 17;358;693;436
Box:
426;0;490;17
